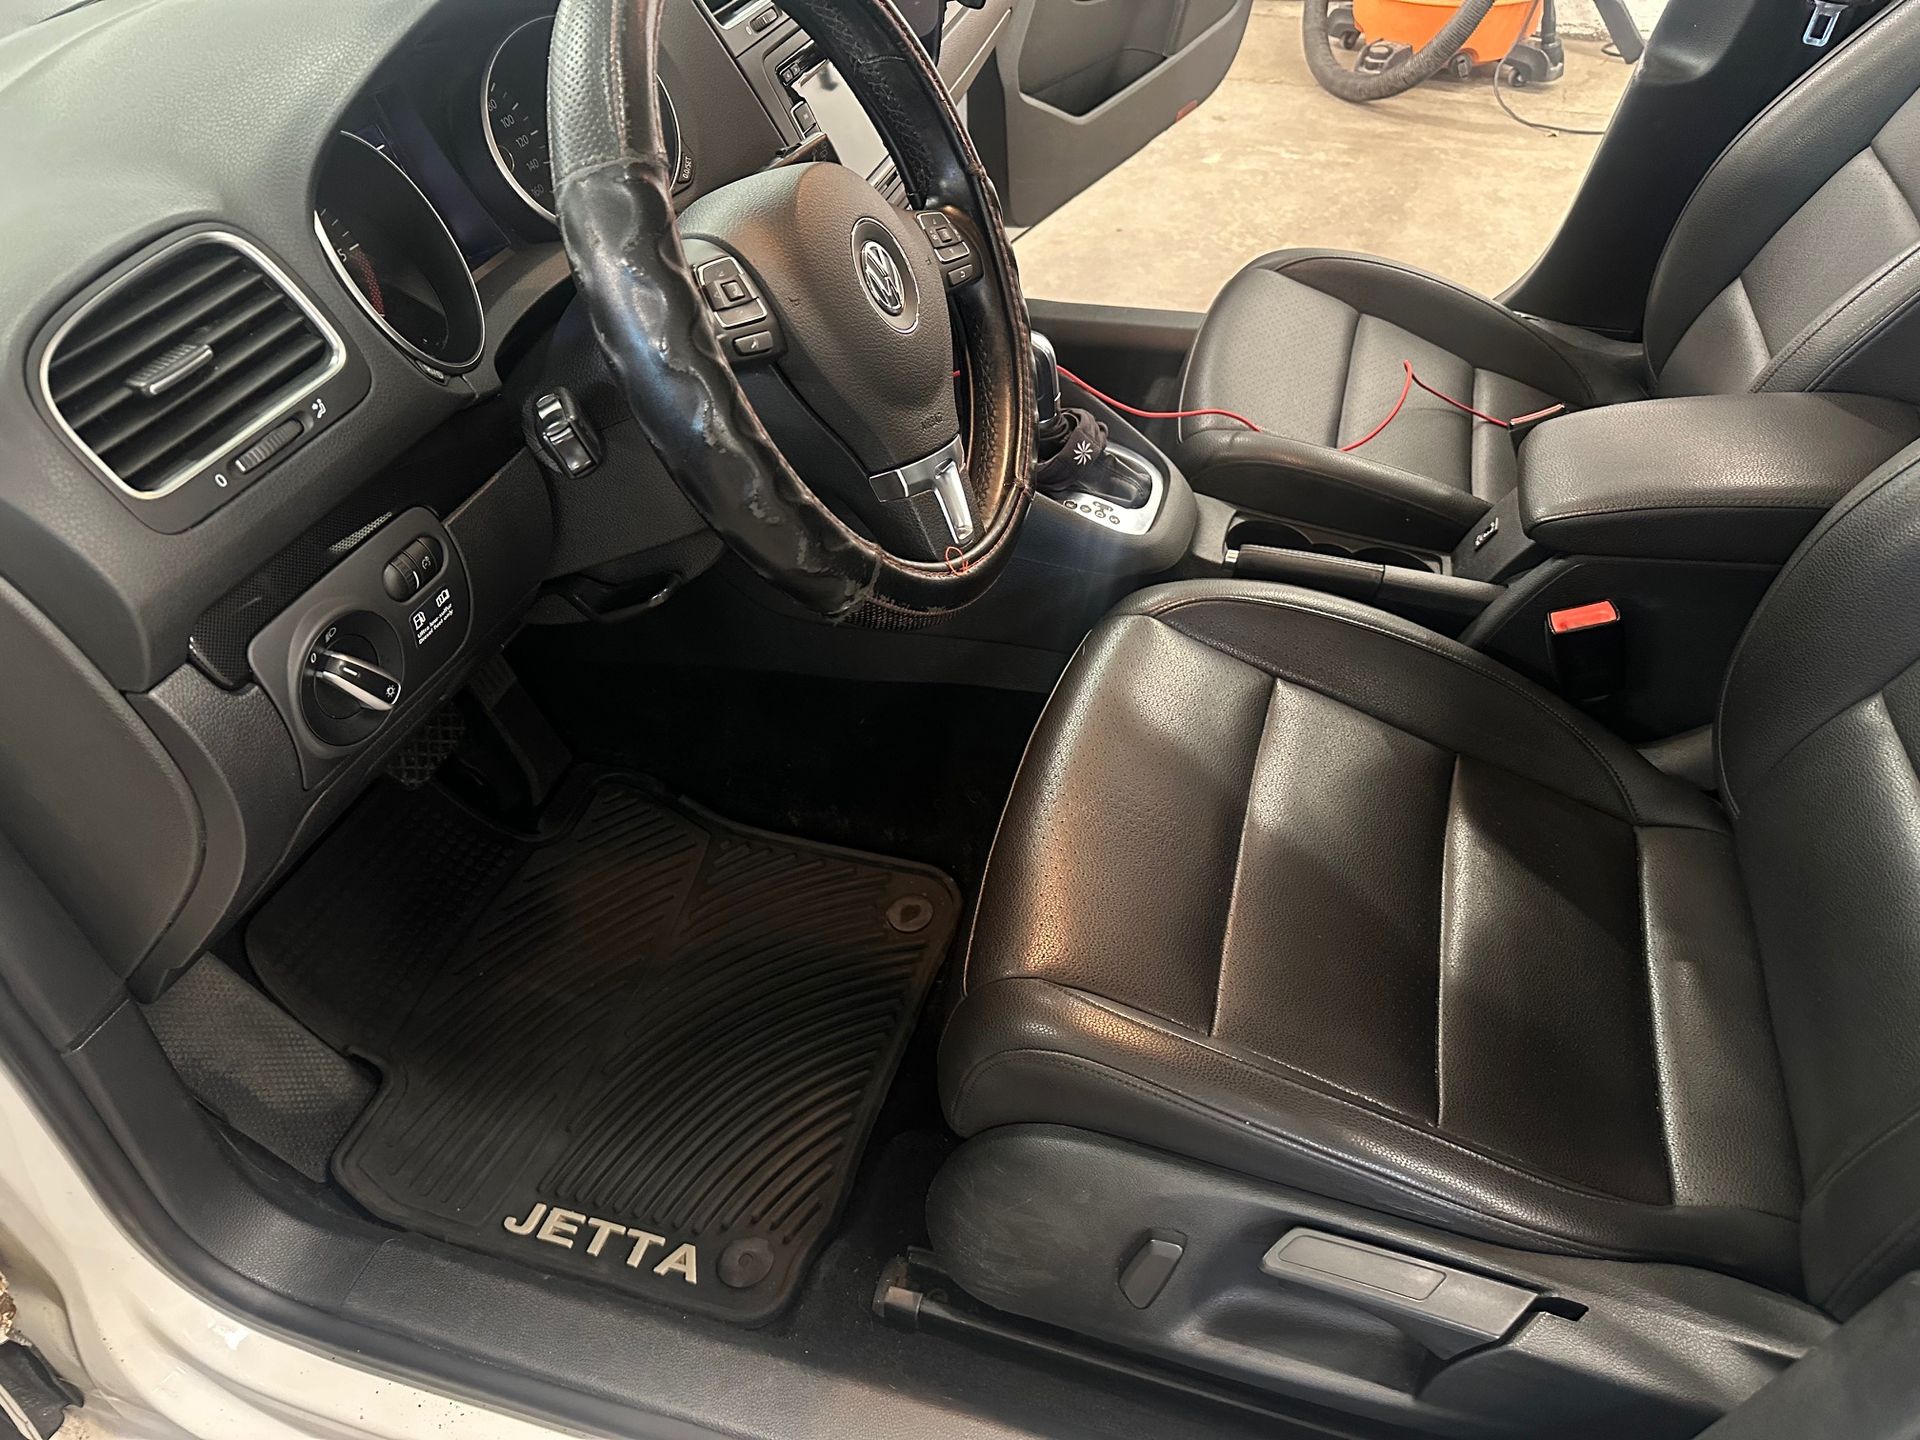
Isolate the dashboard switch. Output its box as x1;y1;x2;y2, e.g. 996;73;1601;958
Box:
531;389;602;477
383;553;420;601
295;612;407;751
403;536;441;584
314;649;401;713
232;417;304;474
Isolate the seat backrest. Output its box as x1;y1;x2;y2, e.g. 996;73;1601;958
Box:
1647;0;1920;404
1719;439;1920;1317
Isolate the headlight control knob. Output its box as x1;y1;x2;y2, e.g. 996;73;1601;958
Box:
298;611;404;747
313;647;401;713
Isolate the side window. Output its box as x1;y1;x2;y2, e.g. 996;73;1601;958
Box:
1008;0;1662;309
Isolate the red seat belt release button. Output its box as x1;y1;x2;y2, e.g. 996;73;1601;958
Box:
1546;600;1624;702
1548;599;1620;634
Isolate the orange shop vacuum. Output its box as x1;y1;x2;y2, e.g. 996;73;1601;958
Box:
1304;0;1645;102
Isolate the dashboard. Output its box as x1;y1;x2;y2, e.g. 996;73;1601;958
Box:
0;0;1015;999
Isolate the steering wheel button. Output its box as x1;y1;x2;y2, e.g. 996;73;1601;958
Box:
732;331;775;357
945;261;978;287
716;277;751;306
717;297;768;329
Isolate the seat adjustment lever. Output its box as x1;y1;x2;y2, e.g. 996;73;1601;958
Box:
1261;1228;1536;1359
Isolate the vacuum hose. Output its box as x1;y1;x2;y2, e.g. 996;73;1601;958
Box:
1303;0;1501;102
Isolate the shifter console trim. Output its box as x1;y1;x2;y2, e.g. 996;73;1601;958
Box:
1049;442;1166;537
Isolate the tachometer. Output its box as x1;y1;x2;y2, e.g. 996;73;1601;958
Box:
315;134;485;373
484;15;682;223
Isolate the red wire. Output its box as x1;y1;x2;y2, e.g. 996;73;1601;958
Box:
1056;364;1265;434
985;360;1564;453
1340;363;1414;452
1406;363;1511;427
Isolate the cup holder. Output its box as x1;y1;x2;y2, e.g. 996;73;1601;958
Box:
1226;519;1437;574
1352;546;1436;572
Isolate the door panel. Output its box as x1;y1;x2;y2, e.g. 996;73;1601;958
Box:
971;0;1255;227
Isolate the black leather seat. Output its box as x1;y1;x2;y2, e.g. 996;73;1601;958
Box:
1176;0;1920;547
943;440;1920;1319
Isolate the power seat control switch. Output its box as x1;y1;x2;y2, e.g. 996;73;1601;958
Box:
532;390;602;478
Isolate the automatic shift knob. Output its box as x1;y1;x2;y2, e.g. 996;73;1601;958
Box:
1030;332;1064;430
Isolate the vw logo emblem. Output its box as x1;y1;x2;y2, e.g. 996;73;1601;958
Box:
859;239;905;317
851;218;918;332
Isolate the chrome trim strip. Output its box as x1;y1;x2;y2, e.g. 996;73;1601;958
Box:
37;230;348;503
870;434;975;545
482;16;559;223
315;133;486;375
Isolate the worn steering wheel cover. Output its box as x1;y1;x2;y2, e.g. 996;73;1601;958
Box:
548;0;1033;617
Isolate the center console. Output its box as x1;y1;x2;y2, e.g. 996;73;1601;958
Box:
1189;391;1920;737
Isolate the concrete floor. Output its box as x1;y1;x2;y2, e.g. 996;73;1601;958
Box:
1011;0;1645;311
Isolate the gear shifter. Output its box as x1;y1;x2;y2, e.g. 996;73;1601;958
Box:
1030;333;1153;508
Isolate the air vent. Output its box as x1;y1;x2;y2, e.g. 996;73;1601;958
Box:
42;233;343;499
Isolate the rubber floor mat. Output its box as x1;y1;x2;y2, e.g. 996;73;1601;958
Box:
248;775;959;1323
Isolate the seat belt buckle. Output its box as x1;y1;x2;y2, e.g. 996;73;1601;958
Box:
1546;600;1624;702
1804;0;1846;46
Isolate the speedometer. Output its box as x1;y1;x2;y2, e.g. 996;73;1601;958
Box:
483;15;682;223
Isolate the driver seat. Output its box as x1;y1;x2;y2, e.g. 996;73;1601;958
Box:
1174;0;1920;546
939;439;1920;1378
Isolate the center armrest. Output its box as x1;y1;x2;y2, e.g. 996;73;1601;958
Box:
1517;394;1920;563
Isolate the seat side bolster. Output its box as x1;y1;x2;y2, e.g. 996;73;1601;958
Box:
939;976;1802;1290
1639;826;1803;1217
1644;0;1920;373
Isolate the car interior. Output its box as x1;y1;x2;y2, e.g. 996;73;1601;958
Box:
3;0;1920;1435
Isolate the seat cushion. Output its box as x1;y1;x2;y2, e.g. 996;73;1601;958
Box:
1177;250;1628;546
942;581;1803;1290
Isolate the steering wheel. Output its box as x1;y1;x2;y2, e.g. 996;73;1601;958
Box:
548;0;1034;620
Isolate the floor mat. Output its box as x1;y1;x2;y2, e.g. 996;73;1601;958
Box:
248;775;960;1323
